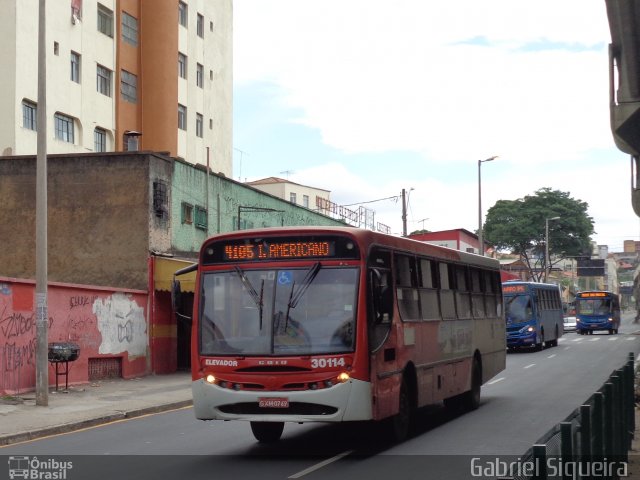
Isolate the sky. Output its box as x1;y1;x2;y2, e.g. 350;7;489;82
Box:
231;0;640;252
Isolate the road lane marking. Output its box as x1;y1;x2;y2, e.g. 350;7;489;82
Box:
589;338;599;342
571;338;582;342
524;364;536;369
547;354;556;359
487;377;505;385
288;450;354;478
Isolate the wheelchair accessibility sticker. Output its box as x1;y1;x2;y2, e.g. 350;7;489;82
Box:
278;271;293;285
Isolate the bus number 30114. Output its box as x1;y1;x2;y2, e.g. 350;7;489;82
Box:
311;357;346;368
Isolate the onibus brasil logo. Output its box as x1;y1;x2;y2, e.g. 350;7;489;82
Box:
8;456;72;480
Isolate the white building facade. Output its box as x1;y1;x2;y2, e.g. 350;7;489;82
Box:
0;0;232;175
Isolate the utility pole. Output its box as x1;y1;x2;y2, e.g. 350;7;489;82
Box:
401;189;408;236
35;0;49;406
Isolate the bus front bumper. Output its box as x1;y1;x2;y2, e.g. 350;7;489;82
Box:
192;377;373;423
506;332;536;348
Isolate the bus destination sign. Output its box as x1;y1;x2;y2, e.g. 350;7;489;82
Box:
578;292;608;298
202;235;360;264
224;241;332;261
502;285;526;294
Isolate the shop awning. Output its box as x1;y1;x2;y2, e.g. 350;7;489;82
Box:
154;257;196;293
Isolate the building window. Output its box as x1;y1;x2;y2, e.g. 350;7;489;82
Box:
197;13;204;37
54;42;59;55
290;192;297;204
178;1;188;27
121;12;138;46
181;203;193;224
97;3;114;37
121;70;137;103
22;100;37;131
303;195;309;208
210;21;214;32
97;64;112;97
195;206;208;230
153;181;168;220
70;51;81;83
209;118;213;129
94;128;107;152
178;104;187;130
196;63;204;88
54;113;74;143
178;52;187;79
196;113;203;138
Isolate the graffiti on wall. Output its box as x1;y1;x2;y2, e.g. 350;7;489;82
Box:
94;293;147;357
1;281;149;395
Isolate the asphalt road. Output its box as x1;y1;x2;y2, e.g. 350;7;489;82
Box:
2;312;639;480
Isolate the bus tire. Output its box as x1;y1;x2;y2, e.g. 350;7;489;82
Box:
461;356;482;411
447;356;482;412
535;332;544;351
390;378;413;442
250;421;284;443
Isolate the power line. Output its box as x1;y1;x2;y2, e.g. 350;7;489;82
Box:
341;195;399;207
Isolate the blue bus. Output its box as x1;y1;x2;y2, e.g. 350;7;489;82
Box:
575;291;621;335
503;282;564;350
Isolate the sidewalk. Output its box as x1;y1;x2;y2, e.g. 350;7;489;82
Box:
0;372;193;446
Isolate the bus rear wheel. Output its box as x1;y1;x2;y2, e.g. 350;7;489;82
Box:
444;357;481;412
250;421;284;443
461;357;482;411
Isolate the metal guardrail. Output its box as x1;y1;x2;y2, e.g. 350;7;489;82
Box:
499;352;636;480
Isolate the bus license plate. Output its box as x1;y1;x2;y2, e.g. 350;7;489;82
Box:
259;397;289;408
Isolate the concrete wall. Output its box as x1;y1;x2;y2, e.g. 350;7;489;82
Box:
0;277;148;395
0;152;160;290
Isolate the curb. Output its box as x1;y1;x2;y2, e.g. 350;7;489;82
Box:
0;399;193;447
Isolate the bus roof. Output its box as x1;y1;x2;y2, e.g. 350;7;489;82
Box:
502;281;560;289
200;226;500;269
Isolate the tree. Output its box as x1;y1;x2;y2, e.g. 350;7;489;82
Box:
483;188;594;281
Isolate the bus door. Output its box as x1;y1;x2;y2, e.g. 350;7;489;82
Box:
367;249;398;420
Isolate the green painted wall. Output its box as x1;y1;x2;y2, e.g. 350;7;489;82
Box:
171;160;345;257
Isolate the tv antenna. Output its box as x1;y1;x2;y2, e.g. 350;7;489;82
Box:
280;170;295;179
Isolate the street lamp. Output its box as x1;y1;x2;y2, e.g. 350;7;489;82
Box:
477;156;498;256
544;216;561;282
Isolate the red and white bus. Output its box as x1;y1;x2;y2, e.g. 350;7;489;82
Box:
181;226;505;443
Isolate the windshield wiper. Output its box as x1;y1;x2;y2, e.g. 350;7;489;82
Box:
234;266;265;329
284;262;321;330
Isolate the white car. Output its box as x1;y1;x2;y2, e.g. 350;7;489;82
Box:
563;315;577;332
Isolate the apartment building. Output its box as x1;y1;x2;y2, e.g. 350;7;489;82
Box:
0;0;232;174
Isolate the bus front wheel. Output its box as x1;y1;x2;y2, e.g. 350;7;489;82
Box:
250;421;284;443
390;378;413;442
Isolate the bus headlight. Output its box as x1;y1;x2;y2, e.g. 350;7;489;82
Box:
337;372;350;383
608;317;613;323
205;374;216;384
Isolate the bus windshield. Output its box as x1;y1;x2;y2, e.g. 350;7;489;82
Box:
200;266;358;356
577;298;613;315
504;294;533;323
